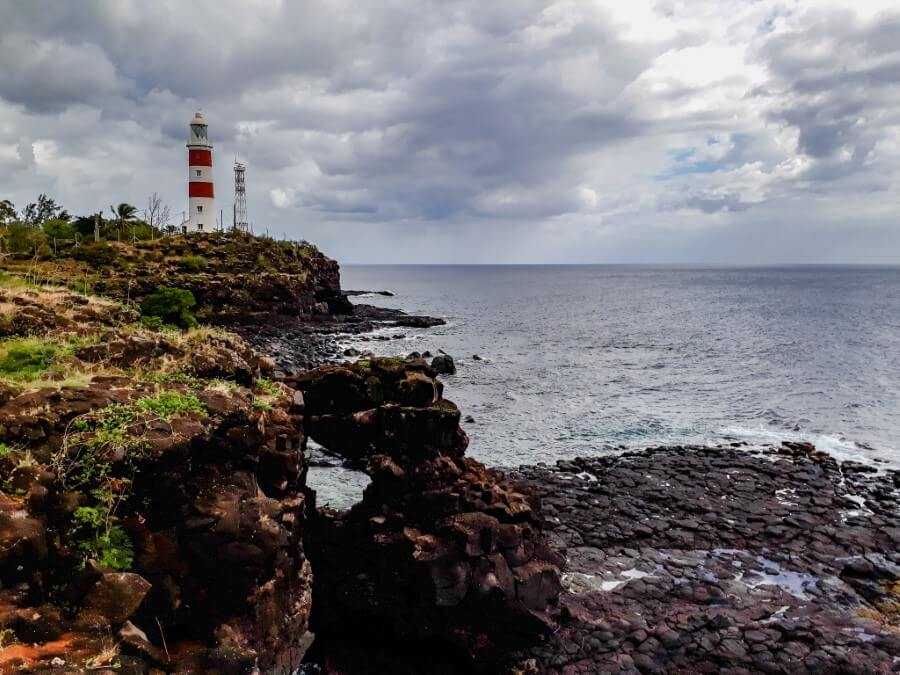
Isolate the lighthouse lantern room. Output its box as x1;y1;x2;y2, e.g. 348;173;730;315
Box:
185;111;214;233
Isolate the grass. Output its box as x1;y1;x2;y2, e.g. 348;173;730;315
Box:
252;397;273;412
179;254;207;272
0;271;32;290
0;334;104;386
0;338;61;381
252;378;282;412
140;370;204;388
135;390;205;420
255;377;280;396
0;442;13;459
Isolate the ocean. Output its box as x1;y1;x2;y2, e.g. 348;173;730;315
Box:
337;265;900;470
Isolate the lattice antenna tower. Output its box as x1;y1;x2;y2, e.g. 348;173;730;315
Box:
233;159;248;232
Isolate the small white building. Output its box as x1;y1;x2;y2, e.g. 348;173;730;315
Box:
184;111;214;233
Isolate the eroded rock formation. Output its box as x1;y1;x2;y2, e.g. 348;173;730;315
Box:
293;357;564;670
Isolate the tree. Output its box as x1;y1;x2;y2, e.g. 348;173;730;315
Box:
107;203;137;241
4;222;47;255
22;194;69;226
110;203;138;223
0;200;16;225
144;193;171;234
72;214;105;237
140;287;198;328
42;218;76;241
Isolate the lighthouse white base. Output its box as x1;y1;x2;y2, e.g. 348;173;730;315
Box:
185;196;215;233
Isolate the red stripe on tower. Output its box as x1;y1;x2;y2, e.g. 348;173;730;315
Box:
189;182;214;198
188;149;212;166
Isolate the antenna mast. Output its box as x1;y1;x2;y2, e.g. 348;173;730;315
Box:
233;159;248;232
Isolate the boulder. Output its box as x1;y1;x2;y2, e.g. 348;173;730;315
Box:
84;573;152;624
431;354;456;375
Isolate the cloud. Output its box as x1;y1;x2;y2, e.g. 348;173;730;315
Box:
0;34;122;112
0;0;897;262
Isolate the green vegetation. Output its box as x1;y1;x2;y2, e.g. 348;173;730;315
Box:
0;442;12;459
0;193;168;261
0;338;61;381
252;378;281;412
255;377;280;396
138;315;179;332
73;241;117;266
135;390;205;420
0;334;103;386
140;286;198;328
140;370;203;388
252;397;273;412
58;389;206;569
72;506;134;570
0;271;31;289
42;218;76;241
179;254;207;272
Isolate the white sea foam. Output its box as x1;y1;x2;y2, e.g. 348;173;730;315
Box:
716;426;878;465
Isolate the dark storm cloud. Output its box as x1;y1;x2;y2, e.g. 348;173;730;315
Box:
0;33;122;112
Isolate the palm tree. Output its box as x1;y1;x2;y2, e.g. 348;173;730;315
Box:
110;203;138;241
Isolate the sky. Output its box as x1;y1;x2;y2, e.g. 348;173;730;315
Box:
0;0;899;264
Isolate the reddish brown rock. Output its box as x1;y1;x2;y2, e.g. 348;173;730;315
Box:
83;573;152;624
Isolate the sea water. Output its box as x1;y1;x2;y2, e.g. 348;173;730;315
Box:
339;265;900;469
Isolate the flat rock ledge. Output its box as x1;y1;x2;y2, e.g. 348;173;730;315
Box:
508;443;900;674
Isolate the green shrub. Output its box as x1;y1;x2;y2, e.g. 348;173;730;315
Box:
73;241;117;266
138;315;179;332
72;506;134;570
179;255;207;272
0;442;12;459
2;221;46;255
140;286;198;328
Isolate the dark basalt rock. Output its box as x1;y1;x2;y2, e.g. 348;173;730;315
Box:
431;354;457;375
504;443;900;673
299;357;564;670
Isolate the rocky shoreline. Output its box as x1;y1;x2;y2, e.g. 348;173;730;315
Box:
507;443;900;673
234;302;446;375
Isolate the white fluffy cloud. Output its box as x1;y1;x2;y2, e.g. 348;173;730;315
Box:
0;0;898;262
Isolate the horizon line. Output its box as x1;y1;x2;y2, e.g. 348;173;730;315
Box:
342;261;900;267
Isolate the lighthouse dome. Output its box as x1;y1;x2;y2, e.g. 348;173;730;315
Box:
188;111;211;148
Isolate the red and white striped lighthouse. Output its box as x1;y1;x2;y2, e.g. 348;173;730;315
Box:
185;111;214;233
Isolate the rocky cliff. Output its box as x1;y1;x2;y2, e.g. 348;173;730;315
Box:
0;277;561;673
0;282;313;671
3;232;349;324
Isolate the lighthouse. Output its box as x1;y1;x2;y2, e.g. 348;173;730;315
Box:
185;111;214;233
